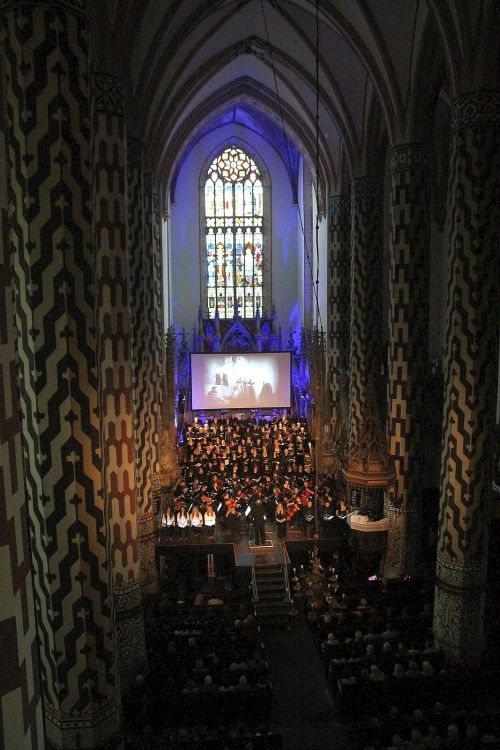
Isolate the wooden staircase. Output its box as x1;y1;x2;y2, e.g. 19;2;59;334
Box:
252;560;292;627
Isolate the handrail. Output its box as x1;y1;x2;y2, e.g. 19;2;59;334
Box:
251;560;258;607
281;545;291;602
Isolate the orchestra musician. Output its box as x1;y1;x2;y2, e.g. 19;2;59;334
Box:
338;498;348;519
284;486;301;524
204;504;216;540
320;499;335;536
274;502;288;540
225;504;240;541
190;505;204;538
162;506;176;541
176;505;189;540
301;479;314;506
302;500;315;538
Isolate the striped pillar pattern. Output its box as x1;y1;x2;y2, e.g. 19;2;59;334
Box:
328;194;351;422
138;173;159;588
349;177;383;447
127;149;160;591
385;145;430;577
3;1;120;746
151;189;164;481
0;63;44;750
92;72;145;689
434;91;500;664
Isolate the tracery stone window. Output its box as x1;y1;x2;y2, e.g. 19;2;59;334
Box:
203;145;269;319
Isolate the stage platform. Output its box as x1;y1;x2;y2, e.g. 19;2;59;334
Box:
154;525;349;572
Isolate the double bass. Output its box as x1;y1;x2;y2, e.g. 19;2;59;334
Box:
285;488;301;522
301;483;314;508
285;501;300;522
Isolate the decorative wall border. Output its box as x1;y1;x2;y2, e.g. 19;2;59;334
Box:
450;91;500;133
329;194;351;215
436;555;487;593
389;143;430;173
352;176;380;199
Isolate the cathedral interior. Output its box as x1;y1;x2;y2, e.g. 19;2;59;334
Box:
0;1;499;748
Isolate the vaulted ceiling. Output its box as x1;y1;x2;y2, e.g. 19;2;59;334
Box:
92;0;499;195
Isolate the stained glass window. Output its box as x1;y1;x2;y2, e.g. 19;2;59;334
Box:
205;147;263;318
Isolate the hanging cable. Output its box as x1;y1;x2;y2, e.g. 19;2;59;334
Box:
259;0;323;333
314;0;322;334
260;0;343;432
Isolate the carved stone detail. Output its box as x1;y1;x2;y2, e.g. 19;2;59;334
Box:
92;72;123;115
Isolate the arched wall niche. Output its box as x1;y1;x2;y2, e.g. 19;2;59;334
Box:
167;123;303;339
159;77;330;213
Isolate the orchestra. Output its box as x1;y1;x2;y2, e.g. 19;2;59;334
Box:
158;414;343;542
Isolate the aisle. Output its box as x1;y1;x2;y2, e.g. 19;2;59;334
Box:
264;614;352;750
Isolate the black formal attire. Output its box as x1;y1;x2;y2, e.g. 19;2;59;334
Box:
302;506;315;538
252;501;267;546
275;509;288;540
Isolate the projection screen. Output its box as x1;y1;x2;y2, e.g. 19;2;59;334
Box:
191;352;291;410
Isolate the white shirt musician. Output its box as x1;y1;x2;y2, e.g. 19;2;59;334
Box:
204;505;216;540
176;506;189;539
161;507;176;540
190;506;204;537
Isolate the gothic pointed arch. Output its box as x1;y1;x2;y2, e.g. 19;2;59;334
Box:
159;77;330;212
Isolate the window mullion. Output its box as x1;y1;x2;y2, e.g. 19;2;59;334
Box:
232;182;237;317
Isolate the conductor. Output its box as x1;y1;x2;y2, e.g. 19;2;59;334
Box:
252;497;267;546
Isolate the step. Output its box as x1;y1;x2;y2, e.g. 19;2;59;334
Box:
256;592;286;603
255;578;283;588
254;587;286;598
256;580;286;590
255;565;282;573
258;613;291;627
255;569;283;579
256;600;291;613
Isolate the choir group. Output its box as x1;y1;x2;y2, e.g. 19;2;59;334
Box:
160;415;348;542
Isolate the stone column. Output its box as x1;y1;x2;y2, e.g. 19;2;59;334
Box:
3;1;120;746
151;189;164;479
91;72;145;690
329;194;351;424
434;91;500;665
349;177;383;447
303;162;314;329
385;144;430;577
126;147;160;591
0;51;44;750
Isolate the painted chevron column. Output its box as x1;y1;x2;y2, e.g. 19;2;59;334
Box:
349;177;383;447
385;145;430;577
0;55;44;749
3;1;120;747
151;189;163;483
433;91;500;665
328;194;351;422
138;173;159;589
92;72;145;691
127;148;159;591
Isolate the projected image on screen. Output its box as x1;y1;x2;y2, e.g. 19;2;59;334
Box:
191;352;291;410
